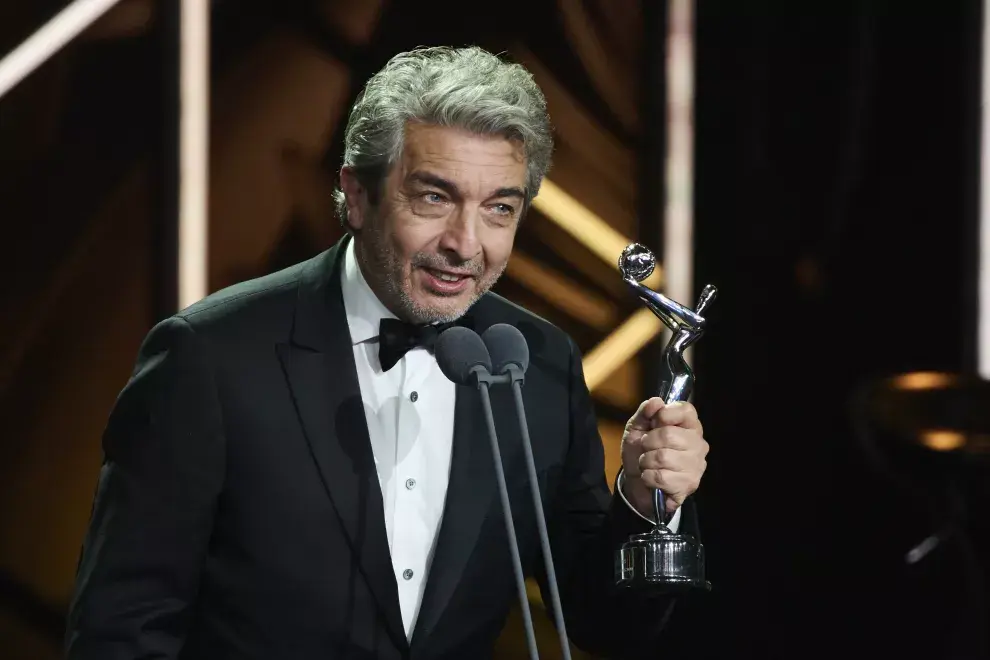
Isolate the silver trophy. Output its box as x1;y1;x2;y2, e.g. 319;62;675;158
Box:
615;243;715;593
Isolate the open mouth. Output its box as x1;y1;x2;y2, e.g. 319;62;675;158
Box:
420;267;473;295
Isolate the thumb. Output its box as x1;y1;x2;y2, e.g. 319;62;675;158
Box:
626;397;665;433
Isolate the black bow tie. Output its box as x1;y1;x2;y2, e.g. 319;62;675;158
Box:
377;317;459;372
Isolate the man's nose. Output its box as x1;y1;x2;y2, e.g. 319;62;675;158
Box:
438;211;481;262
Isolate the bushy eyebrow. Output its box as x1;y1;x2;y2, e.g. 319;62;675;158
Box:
406;171;526;202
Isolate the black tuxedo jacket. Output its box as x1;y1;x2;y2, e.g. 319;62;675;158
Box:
66;236;697;659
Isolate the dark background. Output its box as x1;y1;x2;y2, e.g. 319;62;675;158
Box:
0;1;987;657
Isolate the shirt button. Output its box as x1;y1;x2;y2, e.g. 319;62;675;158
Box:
410;391;419;402
405;478;416;490
402;569;414;580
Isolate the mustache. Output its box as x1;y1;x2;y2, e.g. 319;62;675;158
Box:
411;252;485;277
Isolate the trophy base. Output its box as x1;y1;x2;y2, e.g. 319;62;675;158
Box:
615;527;711;594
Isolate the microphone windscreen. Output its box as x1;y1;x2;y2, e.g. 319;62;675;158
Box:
481;323;530;375
435;326;492;385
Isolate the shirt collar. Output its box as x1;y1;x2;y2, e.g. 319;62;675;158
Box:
341;238;398;346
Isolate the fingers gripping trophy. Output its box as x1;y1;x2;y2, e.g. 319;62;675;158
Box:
615;243;716;593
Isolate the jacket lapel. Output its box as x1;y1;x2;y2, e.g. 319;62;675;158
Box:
410;301;525;654
275;237;407;651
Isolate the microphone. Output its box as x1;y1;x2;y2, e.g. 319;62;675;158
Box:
484;323;529;380
482;324;572;660
434;327;541;660
434;326;493;386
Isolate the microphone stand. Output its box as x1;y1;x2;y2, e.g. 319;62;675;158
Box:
503;363;573;660
469;365;541;660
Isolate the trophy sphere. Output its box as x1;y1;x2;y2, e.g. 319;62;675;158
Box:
619;243;656;282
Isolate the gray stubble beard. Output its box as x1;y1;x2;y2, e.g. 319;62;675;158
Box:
355;218;507;324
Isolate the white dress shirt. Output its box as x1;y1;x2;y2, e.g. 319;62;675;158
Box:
340;240;457;639
339;240;680;640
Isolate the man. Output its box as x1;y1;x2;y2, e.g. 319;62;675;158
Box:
66;46;709;659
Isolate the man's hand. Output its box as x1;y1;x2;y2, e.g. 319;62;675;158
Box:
620;397;709;518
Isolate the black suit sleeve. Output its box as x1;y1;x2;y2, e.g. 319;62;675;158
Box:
534;336;694;658
65;316;225;659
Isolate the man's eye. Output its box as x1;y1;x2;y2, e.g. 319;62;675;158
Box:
491;203;514;216
423;193;445;204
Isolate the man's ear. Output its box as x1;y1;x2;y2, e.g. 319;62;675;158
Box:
339;166;368;231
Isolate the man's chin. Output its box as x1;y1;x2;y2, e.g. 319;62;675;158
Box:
410;290;477;323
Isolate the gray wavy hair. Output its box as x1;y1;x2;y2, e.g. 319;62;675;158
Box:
333;46;554;229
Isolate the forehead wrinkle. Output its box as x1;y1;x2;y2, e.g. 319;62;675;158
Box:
400;125;526;185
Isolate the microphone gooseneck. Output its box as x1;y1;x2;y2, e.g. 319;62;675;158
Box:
434;326;540;660
483;324;572;660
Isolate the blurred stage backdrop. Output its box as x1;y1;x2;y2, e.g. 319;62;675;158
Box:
1;1;988;658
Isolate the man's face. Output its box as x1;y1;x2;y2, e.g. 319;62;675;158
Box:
341;123;527;323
